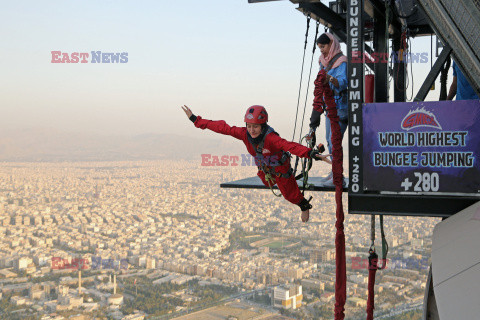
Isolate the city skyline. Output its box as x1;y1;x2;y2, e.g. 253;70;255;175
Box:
0;160;438;319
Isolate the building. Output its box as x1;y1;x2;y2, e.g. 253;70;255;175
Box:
0;269;17;278
15;257;33;271
68;295;84;308
11;296;26;306
322;249;335;262
347;297;367;308
57;285;69;296
108;294;124;305
146;257;156;269
288;268;303;280
309;249;321;264
273;284;303;310
29;285;46;300
301;279;324;292
121;313;145;320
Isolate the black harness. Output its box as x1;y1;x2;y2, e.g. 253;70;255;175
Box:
325;52;344;72
247;126;292;178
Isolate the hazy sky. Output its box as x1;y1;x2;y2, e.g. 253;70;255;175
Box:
1;0;442;141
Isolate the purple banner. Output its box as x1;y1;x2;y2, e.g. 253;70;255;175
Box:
363;100;480;194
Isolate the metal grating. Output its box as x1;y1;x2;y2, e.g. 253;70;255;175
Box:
442;0;480;59
418;0;480;95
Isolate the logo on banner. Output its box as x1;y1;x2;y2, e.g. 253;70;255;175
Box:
401;107;442;131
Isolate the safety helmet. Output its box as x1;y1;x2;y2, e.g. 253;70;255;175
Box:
244;105;268;124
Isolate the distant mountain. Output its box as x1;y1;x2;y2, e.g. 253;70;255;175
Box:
0;128;244;162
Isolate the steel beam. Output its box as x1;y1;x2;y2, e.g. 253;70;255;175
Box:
298;1;375;70
365;0;402;36
392;35;406;102
414;45;452;101
349;194;479;217
374;6;389;103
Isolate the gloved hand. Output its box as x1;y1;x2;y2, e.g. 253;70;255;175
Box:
305;127;316;141
309;108;322;130
309;150;321;160
181;105;197;123
309;150;332;164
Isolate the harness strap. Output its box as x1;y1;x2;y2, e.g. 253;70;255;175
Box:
264;172;282;197
325;52;344;72
324;53;347;101
262;166;293;179
249;126;292;178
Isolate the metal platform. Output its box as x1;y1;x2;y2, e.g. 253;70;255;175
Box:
220;176;348;192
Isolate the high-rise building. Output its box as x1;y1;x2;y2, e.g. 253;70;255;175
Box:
309;249;321;264
146;257;156;269
322;249;336;262
273;284;303;309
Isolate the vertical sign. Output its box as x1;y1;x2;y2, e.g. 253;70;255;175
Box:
348;0;364;194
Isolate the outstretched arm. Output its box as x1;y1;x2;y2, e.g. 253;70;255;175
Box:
181;105;245;140
269;134;331;163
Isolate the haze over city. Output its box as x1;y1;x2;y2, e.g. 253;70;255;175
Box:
2;0;441;152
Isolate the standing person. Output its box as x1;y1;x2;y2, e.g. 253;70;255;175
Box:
308;33;348;184
181;105;330;222
447;61;479;100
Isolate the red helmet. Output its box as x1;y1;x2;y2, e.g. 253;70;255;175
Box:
244;105;268;124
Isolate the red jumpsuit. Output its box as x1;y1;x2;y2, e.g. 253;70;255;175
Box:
194;116;312;206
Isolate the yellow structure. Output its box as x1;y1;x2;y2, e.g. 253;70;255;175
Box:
273;284;303;310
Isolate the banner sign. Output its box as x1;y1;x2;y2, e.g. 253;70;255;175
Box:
348;0;364;194
363;100;480;194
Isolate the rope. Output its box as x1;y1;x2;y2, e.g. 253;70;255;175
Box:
299;135;315;192
394;29;408;92
298;21;320;142
379;215;389;269
366;214;389;319
292;15;311;141
313;69;346;320
264;172;282;197
370;215;376;247
406;36;414;101
385;1;391;98
439;55;451;100
293;19;319;179
366;215;377;320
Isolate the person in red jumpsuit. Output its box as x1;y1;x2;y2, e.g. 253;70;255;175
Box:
181;105;330;222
